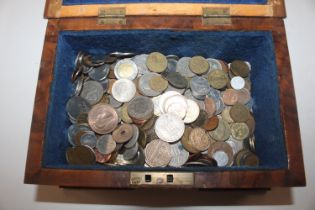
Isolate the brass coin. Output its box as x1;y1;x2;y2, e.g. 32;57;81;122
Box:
209;118;231;141
107;79;117;95
203;116;219;131
112;124;134;143
189;128;211;151
144;139;171;167
230;103;250;122
149;75;168;92
66;146;96;165
181;127;199;153
121;103;133;123
204;96;216;117
230;60;250;78
221;107;234;123
146;52;168;73
189;56;209;75
140;116;157;131
191;110;208;128
208;142;233;167
222;89;239;106
230;123;249;141
208;70;228;90
235;149;259;166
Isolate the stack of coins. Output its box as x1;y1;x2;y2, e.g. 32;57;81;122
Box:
65;51;259;167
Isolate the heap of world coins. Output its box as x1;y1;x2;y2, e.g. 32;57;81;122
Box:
66;51;259;168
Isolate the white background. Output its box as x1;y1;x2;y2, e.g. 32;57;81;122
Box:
0;0;314;209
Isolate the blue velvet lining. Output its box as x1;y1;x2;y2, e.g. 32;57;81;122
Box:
43;30;287;171
63;0;267;5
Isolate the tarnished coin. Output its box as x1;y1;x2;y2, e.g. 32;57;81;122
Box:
112;79;136;102
107;79;116;95
96;134;116;155
165;72;188;89
73;76;84;96
237;88;251;105
76;112;89;125
176;57;196;77
190;76;210;100
138;128;147;148
112;124;134;143
149;75;168;92
183;99;200;124
146;125;159;142
230;60;250;78
132;54;150;75
181;127;199;153
203;116;219;131
189;128;211;151
243;136;256;152
144;139;172;167
208;142;233;167
80;80;103;105
146;52;167;73
165;58;178;74
67;124;91;146
207;58;223;71
231;76;245;90
88;104;119;134
88;64;110;81
124;125;139;148
226;136;244;155
184;89;205;110
208;70;228;90
94;149;112;164
108;94;123;108
66;96;91;120
99;79;109;93
191;110;208;128
66;146;96;165
245;113;256;135
140;116;157;131
230;122;249;141
230;103;250;122
80;132;97;148
209;118;231;141
123;142;139;160
138;73;161;97
235;149;259;166
189;56;209;75
221;107;234;123
163;95;188;119
155;113;185;143
120;103;133;123
169;141;189;167
222;89;239;105
98;94;110;104
127;96;154;121
166;54;179;60
204;96;216;117
114;59;138;80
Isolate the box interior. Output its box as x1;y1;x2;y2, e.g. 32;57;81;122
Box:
63;0;268;5
43;30;287;171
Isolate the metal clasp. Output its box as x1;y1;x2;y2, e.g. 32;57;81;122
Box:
130;172;194;186
202;7;232;25
98;7;126;25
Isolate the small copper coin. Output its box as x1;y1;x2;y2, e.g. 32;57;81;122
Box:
208;142;233;167
230;60;250;78
189;56;209;75
144;139;172;167
66;146;96;165
146;52;168;73
88;104;119;134
222;89;239;106
208;70;228;90
112;124;134;143
203;116;219;131
189;128;211;151
204;96;216;117
149;75;168;92
94;149;112;164
230;103;250;122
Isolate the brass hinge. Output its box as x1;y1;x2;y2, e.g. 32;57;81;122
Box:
130;172;194;186
202;7;232;25
98;7;126;25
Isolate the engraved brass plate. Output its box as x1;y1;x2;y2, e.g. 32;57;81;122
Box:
130;172;194;186
202;7;231;25
98;7;126;25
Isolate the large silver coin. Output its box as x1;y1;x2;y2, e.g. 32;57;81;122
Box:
158;91;181;114
127;96;154;120
176;57;196;78
112;79;136;102
114;58;138;80
80;132;97;148
123;142;139;160
66;96;91;120
124;125;139;148
165;72;188;89
88;64;110;81
132;54;150;75
183;99;200;124
80;80;103;105
67;124;91;146
163;94;188;119
169;141;189;167
190;76;210;100
73;76;84;96
138;73;161;97
155;113;185;143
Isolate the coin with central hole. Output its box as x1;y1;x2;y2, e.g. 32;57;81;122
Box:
112;124;134;143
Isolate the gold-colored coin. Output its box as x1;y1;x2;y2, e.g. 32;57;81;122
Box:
189;56;209;75
208;118;231;141
234;149;259;166
121;103;133;123
208;69;228;89
230;123;249;141
181;127;199;153
230;103;250;122
149;75;168;92
146;52;167;73
98;94;110;104
230;60;250;78
189;128;211;151
221;107;234;123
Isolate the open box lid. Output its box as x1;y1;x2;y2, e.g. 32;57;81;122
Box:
45;0;286;19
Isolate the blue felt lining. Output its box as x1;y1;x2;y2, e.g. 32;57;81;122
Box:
63;0;267;5
43;30;287;171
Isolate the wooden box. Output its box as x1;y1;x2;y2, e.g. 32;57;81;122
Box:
24;0;306;189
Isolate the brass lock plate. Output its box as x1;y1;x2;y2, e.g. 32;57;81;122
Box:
130;172;194;186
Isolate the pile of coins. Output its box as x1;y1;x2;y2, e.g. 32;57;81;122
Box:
65;51;259;168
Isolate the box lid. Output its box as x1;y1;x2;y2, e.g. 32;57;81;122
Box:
45;0;285;20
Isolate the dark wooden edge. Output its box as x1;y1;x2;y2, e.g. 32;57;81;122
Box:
24;17;305;189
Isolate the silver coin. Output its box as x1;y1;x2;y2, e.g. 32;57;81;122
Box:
73;76;84;96
245;98;254;110
114;58;138;80
207;58;222;71
124;125;139;148
108;94;123;108
176;57;196;77
115;142;124;152
163;94;188;119
74;51;85;68
215;97;225;115
132;54;150;75
67;124;91;146
166;55;179;60
226;137;244;155
169;141;189;167
99;79;109;93
165;58;178;75
115;146;145;166
66;96;91;120
165;72;188;89
165;84;186;94
88;64;110;81
96;134;116;155
123;142;139;160
155;113;185;143
138;73;161;97
190;76;210;100
80;81;103;105
80;132;97;148
112;79;136;102
206;87;224;114
212;151;229;167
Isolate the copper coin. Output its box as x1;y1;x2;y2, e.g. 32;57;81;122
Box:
66;146;96;165
144;139;171;167
112;124;134;143
204;96;216;117
230;60;250;78
235;149;259;166
189;128;211;152
88;104;119;134
237;88;251;105
230;103;250;122
94;149;112;164
218;60;229;73
203;116;219;131
208;142;233;167
181;127;199;153
222;89;239;106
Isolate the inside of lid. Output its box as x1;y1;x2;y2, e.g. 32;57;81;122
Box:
62;0;268;5
42;29;287;171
